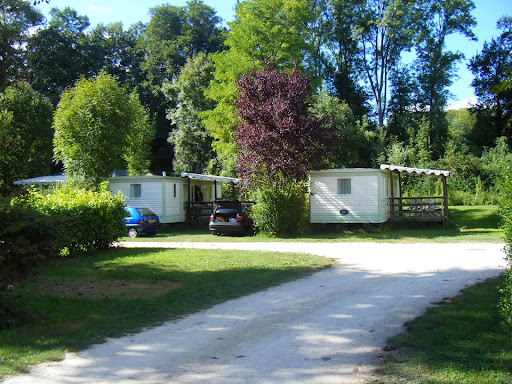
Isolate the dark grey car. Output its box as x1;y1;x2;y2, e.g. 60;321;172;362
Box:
208;198;253;236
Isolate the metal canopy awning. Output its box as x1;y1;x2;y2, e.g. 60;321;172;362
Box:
380;164;451;226
380;164;451;178
180;172;239;184
181;172;239;222
13;175;66;185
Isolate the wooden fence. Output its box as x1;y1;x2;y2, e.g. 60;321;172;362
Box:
186;202;214;221
389;196;448;225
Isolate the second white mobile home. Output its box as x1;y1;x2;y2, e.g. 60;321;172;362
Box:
308;168;399;224
309;165;451;225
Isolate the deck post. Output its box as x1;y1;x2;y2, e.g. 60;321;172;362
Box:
389;170;395;219
441;175;448;227
396;171;402;217
186;176;191;222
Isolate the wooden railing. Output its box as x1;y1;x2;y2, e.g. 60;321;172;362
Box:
186;202;214;221
389;197;447;224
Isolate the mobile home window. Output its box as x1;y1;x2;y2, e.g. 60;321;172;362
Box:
337;178;351;194
130;184;141;198
173;184;177;198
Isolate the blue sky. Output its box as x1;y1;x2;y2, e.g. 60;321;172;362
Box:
35;0;511;109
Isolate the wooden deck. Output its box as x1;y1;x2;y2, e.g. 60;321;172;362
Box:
186;202;214;221
389;196;448;225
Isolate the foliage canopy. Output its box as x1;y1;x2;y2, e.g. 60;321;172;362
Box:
53;72;152;186
234;63;334;187
0;82;53;195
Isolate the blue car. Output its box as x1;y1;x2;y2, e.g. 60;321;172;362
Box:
124;207;161;238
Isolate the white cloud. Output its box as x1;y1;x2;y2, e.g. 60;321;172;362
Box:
89;4;109;12
446;97;477;110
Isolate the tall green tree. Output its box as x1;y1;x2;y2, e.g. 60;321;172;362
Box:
25;7;102;103
137;0;225;175
413;0;476;159
203;0;315;175
469;16;512;144
0;82;53;196
351;0;416;128
327;0;370;120
308;0;332;82
312;91;375;167
140;0;224;85
53;72;152;186
0;0;43;90
388;65;418;143
90;22;144;89
164;52;215;174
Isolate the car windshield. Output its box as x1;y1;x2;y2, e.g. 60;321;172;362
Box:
215;199;241;210
136;208;156;216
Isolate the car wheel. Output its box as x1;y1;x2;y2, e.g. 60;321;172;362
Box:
128;228;139;238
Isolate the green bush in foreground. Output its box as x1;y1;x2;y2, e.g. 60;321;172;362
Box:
0;202;61;330
0;203;59;288
11;183;126;255
250;180;309;237
499;166;512;330
1;185;126;329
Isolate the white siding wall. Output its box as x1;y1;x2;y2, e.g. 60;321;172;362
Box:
309;170;388;224
162;180;185;223
378;172;389;222
108;177;186;223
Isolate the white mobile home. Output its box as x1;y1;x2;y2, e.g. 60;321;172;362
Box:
108;173;238;223
308;165;450;225
309;168;398;224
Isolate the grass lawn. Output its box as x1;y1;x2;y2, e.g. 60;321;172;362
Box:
378;275;512;384
0;247;335;379
124;205;504;243
0;204;507;382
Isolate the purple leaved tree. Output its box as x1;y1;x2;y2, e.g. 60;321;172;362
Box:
234;63;334;189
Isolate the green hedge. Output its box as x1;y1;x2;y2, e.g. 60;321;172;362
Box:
12;184;126;255
1;185;126;329
0;203;60;288
499;166;512;330
250;181;308;237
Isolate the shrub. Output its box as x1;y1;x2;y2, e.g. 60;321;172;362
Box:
0;201;62;330
499;165;512;330
0;295;32;330
250;181;308;237
12;183;126;255
0;202;59;288
1;185;125;329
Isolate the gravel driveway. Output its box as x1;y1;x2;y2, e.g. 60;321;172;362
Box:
3;242;505;384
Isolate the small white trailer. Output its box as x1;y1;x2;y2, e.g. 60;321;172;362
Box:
308;168;398;224
108;172;238;223
308;165;450;225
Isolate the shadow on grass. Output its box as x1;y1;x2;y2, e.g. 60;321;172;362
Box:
0;246;333;378
2;253;506;383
